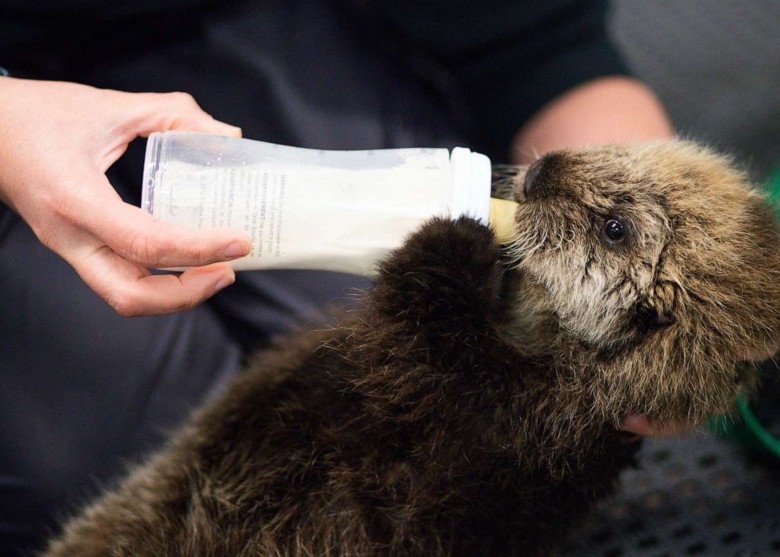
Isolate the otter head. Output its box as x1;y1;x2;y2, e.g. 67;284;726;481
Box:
502;141;780;426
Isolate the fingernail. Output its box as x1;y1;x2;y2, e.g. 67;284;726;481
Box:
223;241;250;260
214;275;235;294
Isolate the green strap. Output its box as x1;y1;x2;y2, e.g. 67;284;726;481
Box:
737;393;780;459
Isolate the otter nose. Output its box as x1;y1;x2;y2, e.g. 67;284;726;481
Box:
522;159;544;198
522;153;566;199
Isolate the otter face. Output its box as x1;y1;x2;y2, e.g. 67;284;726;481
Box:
508;147;671;350
504;141;780;422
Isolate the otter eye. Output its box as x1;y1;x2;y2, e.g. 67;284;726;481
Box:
602;218;626;244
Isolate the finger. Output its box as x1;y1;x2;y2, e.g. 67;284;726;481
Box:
167;114;243;137
123;265;237;316
38;170;252;270
75;189;252;269
73;244;237;316
122;91;242;139
619;415;696;438
109;209;252;269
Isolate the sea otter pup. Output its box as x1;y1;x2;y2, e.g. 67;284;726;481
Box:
42;141;780;556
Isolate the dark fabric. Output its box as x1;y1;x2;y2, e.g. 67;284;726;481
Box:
0;0;217;16
0;1;627;555
0;0;627;161
0;211;243;552
335;0;628;160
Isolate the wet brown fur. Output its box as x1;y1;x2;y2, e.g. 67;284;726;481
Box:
42;141;780;556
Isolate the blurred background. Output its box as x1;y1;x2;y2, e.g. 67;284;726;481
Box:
610;0;780;179
563;2;780;556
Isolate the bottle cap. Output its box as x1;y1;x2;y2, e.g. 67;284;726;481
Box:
450;147;492;223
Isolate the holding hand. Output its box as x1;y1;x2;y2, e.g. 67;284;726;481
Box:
0;78;252;316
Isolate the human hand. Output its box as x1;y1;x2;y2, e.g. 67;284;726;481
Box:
619;414;698;438
0;78;252;316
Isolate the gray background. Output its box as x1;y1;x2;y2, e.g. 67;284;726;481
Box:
610;0;780;179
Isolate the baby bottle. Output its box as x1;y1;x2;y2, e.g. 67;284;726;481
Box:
142;131;517;275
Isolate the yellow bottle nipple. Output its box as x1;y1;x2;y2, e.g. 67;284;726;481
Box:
488;198;519;244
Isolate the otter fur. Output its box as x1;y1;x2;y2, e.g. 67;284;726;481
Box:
42;141;780;556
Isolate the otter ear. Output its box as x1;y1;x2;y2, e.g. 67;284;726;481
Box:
634;299;675;335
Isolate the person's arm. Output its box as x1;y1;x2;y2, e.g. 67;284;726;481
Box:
510;75;674;164
345;0;664;161
0;78;252;317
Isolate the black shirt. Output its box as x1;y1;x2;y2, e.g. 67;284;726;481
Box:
0;0;628;157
